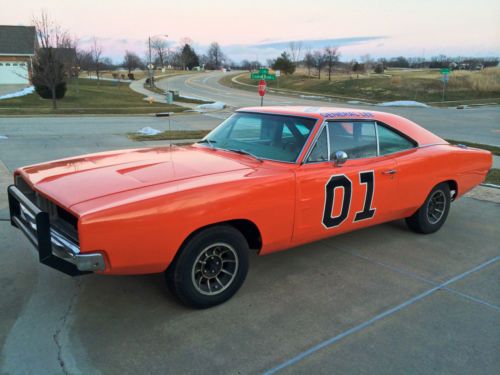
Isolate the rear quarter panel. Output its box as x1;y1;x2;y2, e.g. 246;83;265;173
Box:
392;145;492;217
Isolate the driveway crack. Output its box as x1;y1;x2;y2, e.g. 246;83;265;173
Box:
53;280;82;375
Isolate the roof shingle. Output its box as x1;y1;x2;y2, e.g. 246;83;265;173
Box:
0;25;36;55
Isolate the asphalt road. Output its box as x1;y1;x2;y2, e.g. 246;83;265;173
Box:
157;71;500;146
0;114;225;171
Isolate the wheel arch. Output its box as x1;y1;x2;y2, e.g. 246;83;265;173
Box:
177;219;262;257
443;179;458;201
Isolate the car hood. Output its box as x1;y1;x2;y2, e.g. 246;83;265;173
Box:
17;146;253;210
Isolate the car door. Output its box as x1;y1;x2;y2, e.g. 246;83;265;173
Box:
293;120;399;244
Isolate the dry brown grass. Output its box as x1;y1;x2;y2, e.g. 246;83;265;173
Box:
228;67;500;104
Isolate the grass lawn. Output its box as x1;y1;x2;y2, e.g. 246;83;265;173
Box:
485;169;500;185
0;78;183;115
83;68;198;81
128;129;210;141
445;140;500;156
221;68;500;105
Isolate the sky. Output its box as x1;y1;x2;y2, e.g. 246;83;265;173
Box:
2;0;499;63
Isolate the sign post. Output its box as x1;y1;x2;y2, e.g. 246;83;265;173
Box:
250;68;276;106
440;68;450;102
258;79;267;106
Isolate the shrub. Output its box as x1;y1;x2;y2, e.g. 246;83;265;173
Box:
374;63;385;74
34;82;67;99
128;73;135;80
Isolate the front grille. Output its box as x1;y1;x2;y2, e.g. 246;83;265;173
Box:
15;175;79;244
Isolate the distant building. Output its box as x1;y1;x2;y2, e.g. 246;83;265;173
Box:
0;25;37;85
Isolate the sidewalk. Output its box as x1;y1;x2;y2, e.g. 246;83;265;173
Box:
129;77;167;103
129;76;199;110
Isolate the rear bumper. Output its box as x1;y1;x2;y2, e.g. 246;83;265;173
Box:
8;185;105;276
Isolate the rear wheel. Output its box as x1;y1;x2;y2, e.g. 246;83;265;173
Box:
165;225;249;309
405;183;451;234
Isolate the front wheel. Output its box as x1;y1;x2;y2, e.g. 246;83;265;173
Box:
405;183;451;234
165;225;249;309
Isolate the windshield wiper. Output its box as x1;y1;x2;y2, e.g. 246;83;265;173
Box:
227;148;263;162
197;138;216;148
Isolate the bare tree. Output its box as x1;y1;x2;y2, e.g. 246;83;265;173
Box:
90;37;102;84
288;41;303;65
323;46;340;81
123;51;142;74
304;48;315;78
206;42;226;69
151;38;168;68
313;50;325;79
76;50;93;73
31;10;70;109
361;54;372;72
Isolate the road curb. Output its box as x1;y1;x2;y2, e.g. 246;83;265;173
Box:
0;159;11;210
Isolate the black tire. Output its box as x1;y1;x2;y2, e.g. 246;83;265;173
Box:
165;225;249;309
405;183;451;234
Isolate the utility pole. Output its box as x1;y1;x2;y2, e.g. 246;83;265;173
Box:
147;34;168;89
148;36;153;88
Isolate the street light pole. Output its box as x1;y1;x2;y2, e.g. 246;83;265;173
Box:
148;36;153;88
147;34;168;89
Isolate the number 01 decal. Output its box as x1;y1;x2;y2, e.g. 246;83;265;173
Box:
322;171;376;229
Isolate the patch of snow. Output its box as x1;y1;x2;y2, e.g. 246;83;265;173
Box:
300;95;326;100
377;100;429;108
0;86;35;100
137;127;162;136
195;101;226;111
347;100;361;104
0;135;8;139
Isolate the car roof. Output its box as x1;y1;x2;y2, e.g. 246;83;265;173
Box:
237;106;445;146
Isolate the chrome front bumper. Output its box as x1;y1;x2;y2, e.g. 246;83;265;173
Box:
8;185;105;276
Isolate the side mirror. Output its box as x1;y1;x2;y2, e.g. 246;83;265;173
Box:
333;151;348;167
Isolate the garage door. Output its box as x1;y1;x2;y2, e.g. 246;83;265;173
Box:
0;62;29;84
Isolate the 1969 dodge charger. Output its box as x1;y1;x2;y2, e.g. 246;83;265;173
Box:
8;107;492;308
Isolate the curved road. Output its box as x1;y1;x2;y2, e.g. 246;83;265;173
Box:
157;71;500;146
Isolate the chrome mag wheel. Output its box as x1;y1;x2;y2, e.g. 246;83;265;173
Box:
191;243;239;296
427;190;446;224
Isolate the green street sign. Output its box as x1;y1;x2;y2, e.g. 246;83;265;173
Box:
259;68;269;74
251;73;276;81
440;68;450;74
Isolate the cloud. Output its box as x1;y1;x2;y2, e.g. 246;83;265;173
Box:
222;36;387;63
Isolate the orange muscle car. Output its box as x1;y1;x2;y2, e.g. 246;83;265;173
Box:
8;107;492;308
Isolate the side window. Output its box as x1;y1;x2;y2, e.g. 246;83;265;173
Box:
307;127;328;162
329;121;377;159
377;124;415;155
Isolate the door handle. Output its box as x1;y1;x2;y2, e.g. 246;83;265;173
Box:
382;169;397;175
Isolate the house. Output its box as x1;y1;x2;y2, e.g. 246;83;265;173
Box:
40;47;77;77
0;25;37;85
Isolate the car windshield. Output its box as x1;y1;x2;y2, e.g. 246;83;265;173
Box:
198;112;317;162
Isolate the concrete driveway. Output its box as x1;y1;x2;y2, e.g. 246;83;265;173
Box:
0;85;28;98
0;114;498;374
